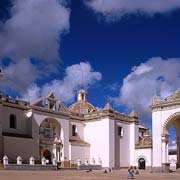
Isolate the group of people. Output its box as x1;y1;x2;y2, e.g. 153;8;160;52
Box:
128;166;139;179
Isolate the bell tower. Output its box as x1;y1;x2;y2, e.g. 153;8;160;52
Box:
77;89;88;102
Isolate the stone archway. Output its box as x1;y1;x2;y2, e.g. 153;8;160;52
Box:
162;112;180;169
39;118;63;163
151;90;180;172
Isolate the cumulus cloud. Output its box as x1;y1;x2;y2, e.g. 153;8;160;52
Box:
24;62;102;103
0;0;70;64
0;59;39;93
111;57;180;119
0;0;70;93
85;0;180;21
23;83;41;102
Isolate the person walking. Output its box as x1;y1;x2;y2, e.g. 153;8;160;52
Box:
128;166;134;179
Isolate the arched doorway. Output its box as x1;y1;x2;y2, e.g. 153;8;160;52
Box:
39;118;63;163
151;91;180;171
138;158;146;169
163;113;180;169
43;149;51;164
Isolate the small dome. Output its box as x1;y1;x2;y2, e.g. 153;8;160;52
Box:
69;101;96;114
69;89;96;114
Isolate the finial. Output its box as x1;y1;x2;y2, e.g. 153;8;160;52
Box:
130;110;138;119
103;102;113;112
152;94;159;105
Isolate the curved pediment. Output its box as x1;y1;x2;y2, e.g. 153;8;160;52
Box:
164;90;180;102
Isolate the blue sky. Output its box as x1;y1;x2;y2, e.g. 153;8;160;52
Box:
0;0;180;137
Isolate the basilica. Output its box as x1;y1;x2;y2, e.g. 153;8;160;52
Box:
0;68;179;172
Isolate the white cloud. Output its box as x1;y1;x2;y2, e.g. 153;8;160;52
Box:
0;59;39;93
24;62;102;104
0;0;70;93
23;83;41;103
0;0;70;65
85;0;180;21
111;57;180;119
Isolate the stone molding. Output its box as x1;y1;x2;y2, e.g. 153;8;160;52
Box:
162;111;180;134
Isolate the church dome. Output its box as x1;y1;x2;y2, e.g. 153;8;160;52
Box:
69;89;96;114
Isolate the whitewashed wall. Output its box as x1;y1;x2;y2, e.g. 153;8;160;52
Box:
135;148;152;168
116;122;130;167
84;118;110;167
69;144;90;164
129;123;136;166
69;121;85;140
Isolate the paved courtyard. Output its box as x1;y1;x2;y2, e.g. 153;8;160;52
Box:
0;169;180;180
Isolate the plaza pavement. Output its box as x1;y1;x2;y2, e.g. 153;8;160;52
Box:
0;169;180;180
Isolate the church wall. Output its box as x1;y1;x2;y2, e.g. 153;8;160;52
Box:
1;106;31;135
3;136;38;163
109;119;115;168
135;124;139;144
135;148;152;170
70;121;84;140
152;110;162;169
69;144;90;164
84;118;110;167
129;123;136;166
0;123;3;161
116;122;130;167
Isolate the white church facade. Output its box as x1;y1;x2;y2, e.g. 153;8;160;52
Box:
0;69;153;169
0;68;179;171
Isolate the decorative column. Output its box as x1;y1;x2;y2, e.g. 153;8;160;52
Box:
161;134;170;172
176;136;180;169
161;134;169;163
53;144;57;160
57;149;60;162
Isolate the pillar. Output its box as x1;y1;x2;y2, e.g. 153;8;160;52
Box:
53;144;57;159
161;134;169;163
176;136;180;168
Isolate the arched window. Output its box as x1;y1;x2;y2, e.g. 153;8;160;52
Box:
72;125;77;136
10;114;16;129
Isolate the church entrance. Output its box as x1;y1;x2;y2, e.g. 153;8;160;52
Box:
163;113;180;169
39;118;64;163
43;149;51;164
151;91;180;171
138;158;146;169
